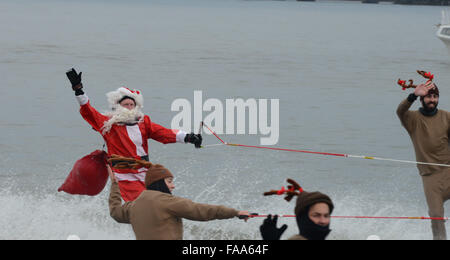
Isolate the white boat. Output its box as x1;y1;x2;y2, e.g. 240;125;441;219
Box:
436;10;450;54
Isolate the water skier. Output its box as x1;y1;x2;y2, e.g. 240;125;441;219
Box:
107;159;250;240
66;68;202;201
259;179;334;240
397;81;450;240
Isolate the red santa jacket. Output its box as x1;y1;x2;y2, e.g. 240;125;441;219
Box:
76;94;186;201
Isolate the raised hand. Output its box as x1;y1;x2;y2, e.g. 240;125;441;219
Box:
414;81;435;97
66;68;83;90
260;215;288;240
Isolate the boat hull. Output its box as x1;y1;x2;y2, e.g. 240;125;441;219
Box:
437;26;450;55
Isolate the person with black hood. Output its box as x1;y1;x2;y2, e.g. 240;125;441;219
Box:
107;157;250;240
259;179;334;240
397;81;450;240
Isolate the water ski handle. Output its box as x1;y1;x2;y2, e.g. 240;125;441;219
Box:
238;213;259;219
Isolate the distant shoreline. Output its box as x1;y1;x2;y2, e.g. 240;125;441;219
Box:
297;0;450;6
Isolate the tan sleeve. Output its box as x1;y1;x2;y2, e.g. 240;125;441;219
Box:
447;112;450;137
396;99;415;133
165;196;239;221
108;182;132;224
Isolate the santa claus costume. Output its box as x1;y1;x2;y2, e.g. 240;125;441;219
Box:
66;68;201;201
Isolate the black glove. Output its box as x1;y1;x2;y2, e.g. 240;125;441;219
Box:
260;215;288;240
66;68;83;91
184;133;202;148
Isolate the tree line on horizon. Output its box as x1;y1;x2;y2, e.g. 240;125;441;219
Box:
294;0;449;5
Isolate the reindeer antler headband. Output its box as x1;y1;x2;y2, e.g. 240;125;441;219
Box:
263;178;304;202
397;70;434;90
107;154;153;169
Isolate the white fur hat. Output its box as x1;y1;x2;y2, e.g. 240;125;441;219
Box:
106;87;144;110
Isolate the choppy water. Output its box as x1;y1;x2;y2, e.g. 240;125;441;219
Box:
1;0;449;239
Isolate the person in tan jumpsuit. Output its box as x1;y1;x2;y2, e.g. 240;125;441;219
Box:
108;162;249;240
397;81;450;240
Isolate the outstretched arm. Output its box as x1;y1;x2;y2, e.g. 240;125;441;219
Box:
145;116;198;146
165;196;246;222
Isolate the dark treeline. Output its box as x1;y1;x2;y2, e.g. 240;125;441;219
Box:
294;0;449;5
393;0;449;5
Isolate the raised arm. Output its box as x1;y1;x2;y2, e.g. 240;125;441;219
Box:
397;94;415;118
66;68;108;132
108;165;132;223
397;82;435;132
397;95;415;133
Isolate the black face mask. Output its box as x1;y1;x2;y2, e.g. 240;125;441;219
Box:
147;179;171;195
297;212;331;240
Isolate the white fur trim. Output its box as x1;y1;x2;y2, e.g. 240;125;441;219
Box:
126;124;147;156
76;94;89;106
106;87;144;110
176;130;187;143
114;170;147;182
